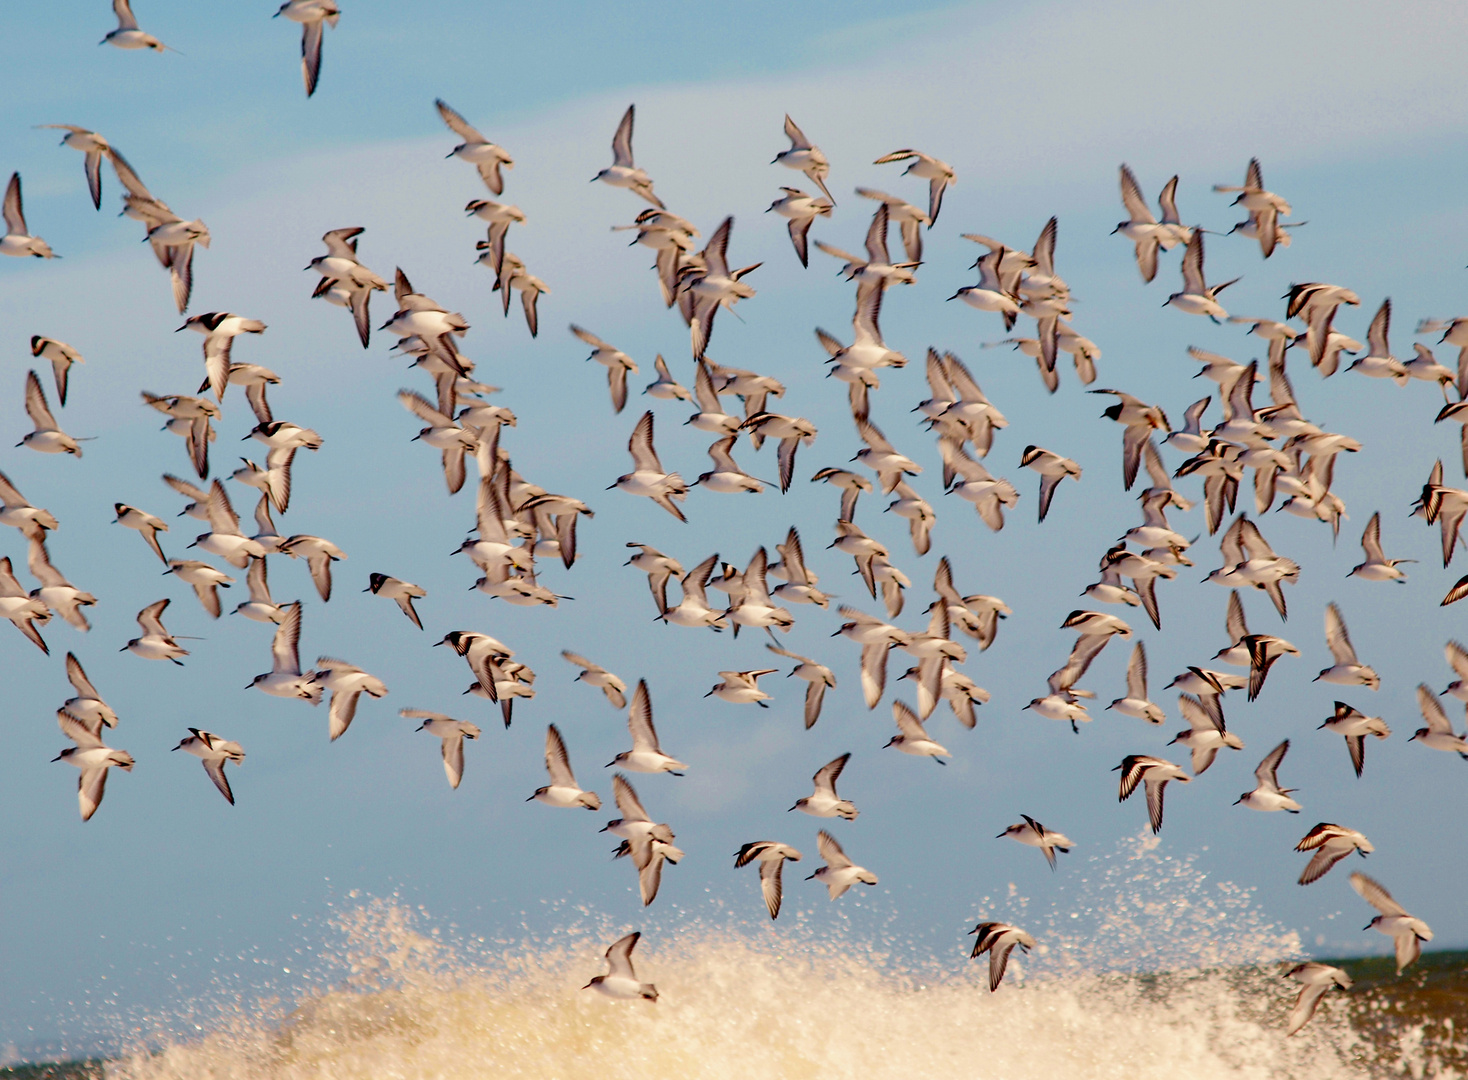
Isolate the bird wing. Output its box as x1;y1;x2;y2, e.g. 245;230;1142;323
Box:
113;0;139;29
24;370;57;431
1126;641;1149;700
1118;164;1155;223
606;932;640;979
327;688;360;741
137;598;170;636
1324;603;1358;666
1446;640;1468;681
813;753;849;797
1416;684;1454;734
206;480;242;536
760;858;784;920
1360;512;1386;563
3;172;26;236
271;602;303;674
435;99;485;143
1286;983;1330;1036
816;829;851;869
1180;230;1206;295
1179;693;1222;734
627;410;663;473
1032;217;1058;279
783;114;811;150
1255;739;1290;791
627;679;660;752
891;700;929;740
610;105;636;168
398;388;453;428
1351;872;1407;917
65;653;103;702
1225;589;1249;644
300;18;324;97
1366;298;1391;358
58;708;104;748
78;768;109;822
613;773;650;822
545;723;577;787
441;732;466;789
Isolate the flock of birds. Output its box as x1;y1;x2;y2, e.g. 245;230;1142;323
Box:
2;0;1464;1029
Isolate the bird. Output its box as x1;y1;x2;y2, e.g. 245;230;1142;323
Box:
613;411;688;522
609;680;686;774
791;753;858;820
643;354;690;402
52;710;133;821
1351;873;1433;974
529;724;600;810
312;658;388;741
602;773;679;890
1019;445;1082;523
114;503;169;563
571;325;637;414
1409;684;1468;757
853;417;921;493
366;573;426;630
1090;389;1170;490
247;602;321;702
1112;165;1187;282
233;557;285;624
1444;640;1468;701
464;200;524;278
1348;511;1413;582
20;371;82;456
1115;754;1190;833
109;149;210;312
1166;230;1237;321
1235;740;1301;812
968;922;1036;992
765;644;835;729
279;534;346;603
124;598;187;664
401;709;482;789
1282;962;1352;1036
1294;823;1372;886
998;815;1073;870
733;841;803;920
583;932;657;1001
767;187;832;267
192;480;266;569
773;116;833;203
178;312;269;402
101;0;171;50
1168;692;1243;774
0;471;57;544
491;253;549;338
1318;702;1390;778
706;668;777;707
165;559;234;619
62;653;117;729
768;528;832;609
592;105;662;208
1344;299;1408;385
1108;641;1164;723
1314;603;1379;689
561;650;627;709
1243;632;1300;702
36;127;111;210
274;0;339;97
873;148;954;223
435;99;513;194
807;829;876;900
885;700;950;762
694;436;767;495
681;217;760;358
172;729;245;805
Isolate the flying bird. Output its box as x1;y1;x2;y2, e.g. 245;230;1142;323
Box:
274;0;339;97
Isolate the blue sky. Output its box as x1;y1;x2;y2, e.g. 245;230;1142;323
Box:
3;0;1468;1060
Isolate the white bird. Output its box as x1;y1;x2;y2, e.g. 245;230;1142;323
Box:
1019;445;1081;522
791;753;857;820
969;922;1037;992
695;436;766;495
124;598;187;664
178;312;267;402
20;371;81;456
583;932;658;1001
165;559;234;619
643;354;690;402
609;679;686;774
873;148;954;223
1295;823;1373;886
768;528;831;609
0;470;57;544
274;0;339;97
1349;511;1413;582
172;728;244;805
491;253;549;338
36;127;111;211
279;534;346;603
1169;692;1243;775
1351;873;1433;974
767;187;832;267
192;480;266;569
1315;603;1379;689
62;653;117;729
570;325;638;414
247;602;322;703
1344;299;1408;385
1115;754;1190;833
1282;962;1352;1036
102;0;171;50
1166;230;1237;321
613;411;688;522
1318;702;1391;778
113;503;168;563
807;829;876;900
364;572;426;630
1238;740;1301;812
681;217;760;358
52;709;133;821
1108;641;1164;723
529;724;600;810
561;650;627;709
853;417;921;493
435;99;513;194
765;644;835;729
1113;165;1187;282
109;150;209;312
1409;684;1468;757
773;115;833;203
312;658;387;741
232;557;285;625
401;709;481;789
998;815;1073;870
592;105;663;208
602;773;678;879
734;840;803;920
884;700;949;762
706;668;777;707
464;200;524;278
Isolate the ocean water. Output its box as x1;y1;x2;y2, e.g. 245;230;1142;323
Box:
17;836;1467;1080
